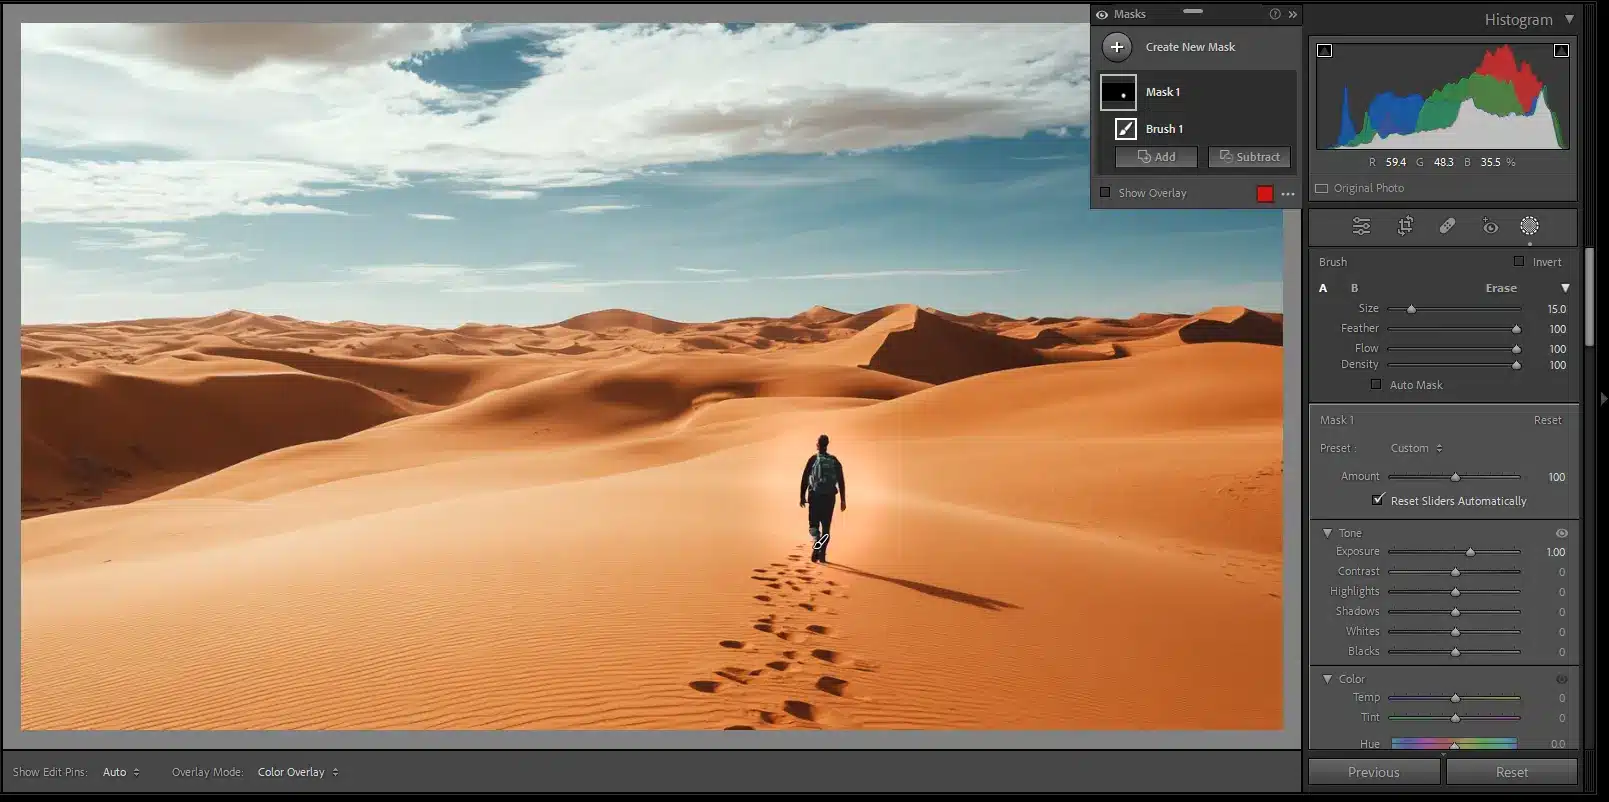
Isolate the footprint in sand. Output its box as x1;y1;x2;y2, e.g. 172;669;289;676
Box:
754;623;775;634
754;595;772;603
806;624;833;636
715;668;754;685
765;660;793;672
815;676;851;698
811;648;879;672
782;700;829;724
719;640;752;651
766;583;783;590
690;680;722;694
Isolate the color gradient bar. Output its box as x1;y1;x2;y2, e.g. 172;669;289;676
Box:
1393;737;1518;750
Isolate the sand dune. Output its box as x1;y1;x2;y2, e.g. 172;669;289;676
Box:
555;308;687;335
791;306;1049;384
21;363;412;518
21;304;1283;732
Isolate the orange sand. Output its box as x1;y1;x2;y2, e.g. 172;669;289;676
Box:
21;305;1283;731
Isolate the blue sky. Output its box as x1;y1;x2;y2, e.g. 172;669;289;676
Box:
19;23;1281;327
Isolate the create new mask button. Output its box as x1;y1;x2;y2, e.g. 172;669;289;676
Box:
1115;147;1198;168
1210;147;1292;168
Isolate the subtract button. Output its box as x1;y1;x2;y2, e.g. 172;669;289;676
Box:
1115;147;1198;168
1209;147;1292;168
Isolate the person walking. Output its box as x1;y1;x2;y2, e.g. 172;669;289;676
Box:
799;434;847;564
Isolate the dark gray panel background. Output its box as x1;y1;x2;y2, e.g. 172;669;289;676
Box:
1307;405;1581;520
1309;208;1579;248
1095;70;1300;172
1091;25;1302;208
0;749;1301;794
1097;178;1301;208
1308;665;1582;750
1094;24;1300;70
1306;517;1581;666
1305;36;1579;203
1307;248;1582;403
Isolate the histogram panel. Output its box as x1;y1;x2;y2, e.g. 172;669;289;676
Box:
1318;43;1571;150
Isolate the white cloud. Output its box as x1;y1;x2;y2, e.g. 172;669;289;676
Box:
20;23;1089;223
143;251;249;264
74;226;188;251
21;158;354;223
456;189;541;200
676;267;737;275
409;212;456;220
349;263;474;284
347;261;575;287
442;268;1013;294
770;269;1018;281
21;256;55;272
504;262;574;272
67;224;254;265
557;204;639;215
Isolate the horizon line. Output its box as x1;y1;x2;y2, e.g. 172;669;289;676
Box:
19;302;1285;331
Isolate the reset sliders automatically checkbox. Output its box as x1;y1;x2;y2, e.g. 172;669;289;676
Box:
1371;493;1388;506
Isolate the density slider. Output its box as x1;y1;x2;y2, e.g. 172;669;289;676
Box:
1384;362;1524;369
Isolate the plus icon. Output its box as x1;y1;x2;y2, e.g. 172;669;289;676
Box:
1102;32;1133;63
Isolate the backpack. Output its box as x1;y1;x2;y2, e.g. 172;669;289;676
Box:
809;452;841;496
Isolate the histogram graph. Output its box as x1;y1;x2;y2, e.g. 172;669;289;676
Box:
1319;43;1571;150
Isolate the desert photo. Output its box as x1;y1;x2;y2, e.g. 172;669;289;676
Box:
20;22;1285;731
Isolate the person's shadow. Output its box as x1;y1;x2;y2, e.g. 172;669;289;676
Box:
828;565;1021;612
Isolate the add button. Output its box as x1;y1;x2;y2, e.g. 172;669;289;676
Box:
1115;147;1199;168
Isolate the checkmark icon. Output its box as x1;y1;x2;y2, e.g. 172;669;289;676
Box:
1371;493;1387;506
